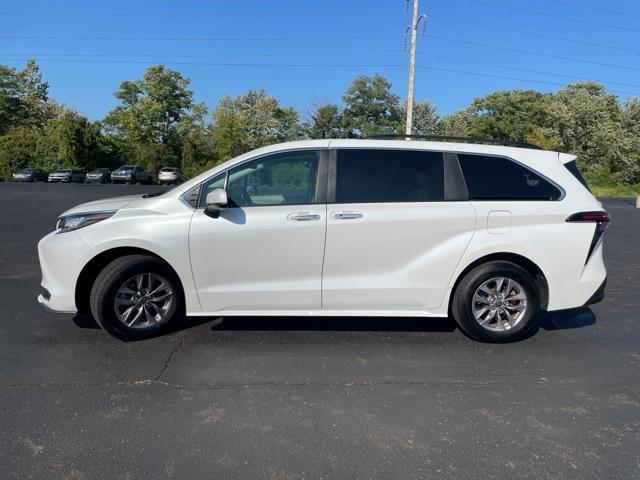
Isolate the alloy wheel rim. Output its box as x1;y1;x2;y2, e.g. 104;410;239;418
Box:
471;277;528;332
114;273;174;329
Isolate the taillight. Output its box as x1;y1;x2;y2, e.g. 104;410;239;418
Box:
566;211;610;263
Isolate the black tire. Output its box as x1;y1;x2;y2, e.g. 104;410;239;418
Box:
89;255;183;340
451;261;539;343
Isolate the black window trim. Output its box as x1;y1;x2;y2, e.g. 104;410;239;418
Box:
453;151;566;202
187;147;329;210
327;147;462;204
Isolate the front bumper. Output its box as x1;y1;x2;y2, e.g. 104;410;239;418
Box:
49;177;71;183
37;230;94;313
111;176;131;182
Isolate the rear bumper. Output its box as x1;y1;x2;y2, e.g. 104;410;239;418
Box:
585;278;606;306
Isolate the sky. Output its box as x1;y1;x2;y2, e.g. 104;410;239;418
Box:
3;0;640;121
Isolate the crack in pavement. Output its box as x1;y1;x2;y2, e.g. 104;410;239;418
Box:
152;334;185;383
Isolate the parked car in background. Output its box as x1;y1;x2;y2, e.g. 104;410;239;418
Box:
38;138;608;342
157;167;183;185
85;168;113;184
12;168;47;182
48;169;85;183
111;165;153;184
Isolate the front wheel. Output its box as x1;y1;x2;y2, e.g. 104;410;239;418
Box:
90;255;183;340
451;261;539;342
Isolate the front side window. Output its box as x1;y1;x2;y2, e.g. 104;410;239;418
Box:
458;154;561;200
335;149;444;203
199;150;320;208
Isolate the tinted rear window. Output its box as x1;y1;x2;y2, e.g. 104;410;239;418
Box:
458;154;561;200
335;149;444;203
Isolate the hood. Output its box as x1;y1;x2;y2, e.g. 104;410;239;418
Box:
60;194;142;217
50;172;71;176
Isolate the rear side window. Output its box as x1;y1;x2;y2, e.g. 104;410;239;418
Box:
335;149;444;203
458;154;561;200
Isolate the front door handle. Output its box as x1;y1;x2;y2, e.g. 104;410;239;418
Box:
287;212;322;222
332;211;365;220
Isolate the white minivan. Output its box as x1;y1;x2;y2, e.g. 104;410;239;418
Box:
37;138;608;342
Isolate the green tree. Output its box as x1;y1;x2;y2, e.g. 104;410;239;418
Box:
399;100;440;135
619;97;640;183
104;65;197;171
341;75;401;137
307;103;344;139
550;82;624;172
467;89;554;142
15;60;50;126
209;89;303;160
438;110;474;137
0;126;38;179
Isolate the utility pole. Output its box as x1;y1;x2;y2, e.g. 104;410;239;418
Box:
404;0;426;135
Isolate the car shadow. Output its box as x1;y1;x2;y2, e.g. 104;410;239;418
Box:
73;307;595;338
209;315;458;333
536;307;596;331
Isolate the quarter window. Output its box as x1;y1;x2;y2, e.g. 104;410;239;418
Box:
335;149;444;203
458;154;561;200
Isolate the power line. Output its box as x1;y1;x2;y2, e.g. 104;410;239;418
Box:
416;64;640;95
0;10;408;18
428;34;640;72
430;14;640;54
460;0;640;34
546;0;640;19
0;33;399;42
1;57;638;96
418;52;640;89
0;50;401;59
5;48;635;88
0;10;407;17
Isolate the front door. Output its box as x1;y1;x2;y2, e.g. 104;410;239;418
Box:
322;148;477;312
189;149;328;313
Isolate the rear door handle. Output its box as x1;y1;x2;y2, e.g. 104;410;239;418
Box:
332;211;365;220
287;212;322;222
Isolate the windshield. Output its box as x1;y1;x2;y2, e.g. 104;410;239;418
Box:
117;166;135;171
92;168;110;173
54;169;72;174
19;169;36;173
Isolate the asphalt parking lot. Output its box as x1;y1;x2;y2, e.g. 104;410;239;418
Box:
0;182;639;479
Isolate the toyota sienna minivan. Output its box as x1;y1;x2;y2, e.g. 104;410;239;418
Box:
37;138;608;342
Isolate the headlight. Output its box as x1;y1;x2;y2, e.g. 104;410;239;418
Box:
56;211;116;233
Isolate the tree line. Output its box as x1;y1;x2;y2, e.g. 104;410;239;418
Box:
1;60;639;192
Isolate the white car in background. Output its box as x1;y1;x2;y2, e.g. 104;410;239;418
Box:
37;138;608;342
48;169;86;183
158;167;184;185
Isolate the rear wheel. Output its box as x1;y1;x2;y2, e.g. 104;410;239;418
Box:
451;261;539;342
90;255;183;340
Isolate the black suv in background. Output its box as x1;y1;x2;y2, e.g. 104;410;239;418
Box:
86;168;113;184
111;166;153;184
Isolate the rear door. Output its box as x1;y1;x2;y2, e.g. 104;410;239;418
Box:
322;148;477;312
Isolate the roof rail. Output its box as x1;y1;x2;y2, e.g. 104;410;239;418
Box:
364;134;543;150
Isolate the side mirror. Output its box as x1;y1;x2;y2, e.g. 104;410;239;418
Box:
204;188;228;219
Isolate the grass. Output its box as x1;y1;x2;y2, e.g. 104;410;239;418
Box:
588;183;640;198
